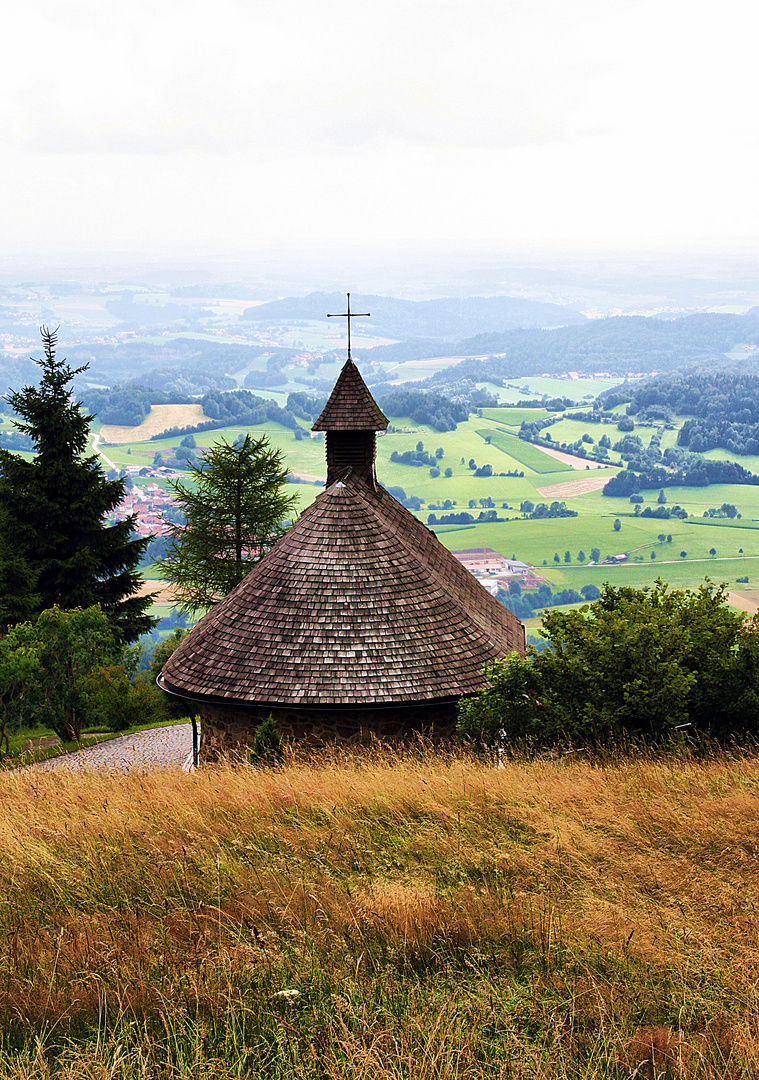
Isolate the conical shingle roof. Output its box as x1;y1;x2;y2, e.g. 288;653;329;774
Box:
312;359;388;431
161;476;524;707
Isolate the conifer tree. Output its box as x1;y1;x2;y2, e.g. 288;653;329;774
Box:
0;513;38;629
162;433;297;615
0;328;154;643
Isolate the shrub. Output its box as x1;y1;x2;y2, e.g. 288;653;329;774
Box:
250;715;282;764
150;630;190;721
88;664;158;733
459;580;750;747
458;654;543;747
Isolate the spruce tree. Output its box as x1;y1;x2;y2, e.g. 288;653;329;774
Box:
0;328;154;643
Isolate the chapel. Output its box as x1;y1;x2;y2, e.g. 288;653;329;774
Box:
159;353;524;758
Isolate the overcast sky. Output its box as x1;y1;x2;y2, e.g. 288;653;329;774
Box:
2;0;757;261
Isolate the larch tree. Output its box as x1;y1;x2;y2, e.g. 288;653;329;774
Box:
162;433;297;615
0;327;154;643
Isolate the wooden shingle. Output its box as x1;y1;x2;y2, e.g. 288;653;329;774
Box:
312;359;388;431
161;476;525;708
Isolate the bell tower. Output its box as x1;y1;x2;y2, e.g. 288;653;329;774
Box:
311;357;388;487
311;294;388;487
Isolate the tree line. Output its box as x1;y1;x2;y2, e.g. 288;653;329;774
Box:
600;371;759;455
497;581;600;621
377;389;469;432
603;455;759;496
80;386;194;427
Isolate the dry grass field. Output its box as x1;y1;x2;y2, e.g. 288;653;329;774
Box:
536;476;611;499
727;590;759;616
537;445;608;470
100;405;211;444
1;746;758;1077
136;578;179;605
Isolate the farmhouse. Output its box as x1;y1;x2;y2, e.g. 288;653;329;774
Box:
159;358;524;758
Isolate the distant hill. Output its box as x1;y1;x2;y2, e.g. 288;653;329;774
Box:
418;308;759;381
241;292;586;339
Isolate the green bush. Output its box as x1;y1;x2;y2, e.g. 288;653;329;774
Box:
250;715;282;765
150;630;190;720
458;655;543;748
459;580;753;748
33;606;116;741
87;664;159;732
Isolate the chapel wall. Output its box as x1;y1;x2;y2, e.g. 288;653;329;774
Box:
196;700;459;762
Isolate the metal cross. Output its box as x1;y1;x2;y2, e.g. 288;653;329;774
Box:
327;292;370;363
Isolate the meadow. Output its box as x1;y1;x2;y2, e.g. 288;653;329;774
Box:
1;746;757;1078
98;397;759;607
99;404;212;444
478;430;573;474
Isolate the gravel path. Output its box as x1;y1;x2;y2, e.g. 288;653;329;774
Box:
34;724;195;772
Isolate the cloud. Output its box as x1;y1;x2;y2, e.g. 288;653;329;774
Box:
1;0;620;156
1;0;758;254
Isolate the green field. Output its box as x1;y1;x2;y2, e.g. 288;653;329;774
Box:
479;406;551;425
488;375;624;401
479;428;574;473
98;404;759;606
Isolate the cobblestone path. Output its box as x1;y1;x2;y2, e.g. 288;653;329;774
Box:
35;724;195;772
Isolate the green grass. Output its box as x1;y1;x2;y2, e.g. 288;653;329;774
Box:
480;407;551;425
686;518;759;530
494;375;624;400
478;429;574;473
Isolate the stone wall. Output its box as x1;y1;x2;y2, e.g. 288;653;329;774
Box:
196;699;460;762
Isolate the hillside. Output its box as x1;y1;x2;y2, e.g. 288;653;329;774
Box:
1;749;756;1077
423;308;759;381
241;292;586;338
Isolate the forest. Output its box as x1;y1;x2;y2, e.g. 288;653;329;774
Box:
409;308;759;384
600;371;759;455
603;455;759;496
377;388;469;431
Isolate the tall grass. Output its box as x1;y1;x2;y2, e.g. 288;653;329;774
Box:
0;745;758;1077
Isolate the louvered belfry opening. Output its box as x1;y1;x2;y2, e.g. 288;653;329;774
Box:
325;430;376;486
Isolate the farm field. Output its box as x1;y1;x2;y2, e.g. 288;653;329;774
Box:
536;475;610;497
383;356;462;380
100;404;212;443
479;406;552;425
96;403;759;606
488;375;624;401
477;428;574;473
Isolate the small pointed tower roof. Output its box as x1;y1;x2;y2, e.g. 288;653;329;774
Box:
312;358;388;432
